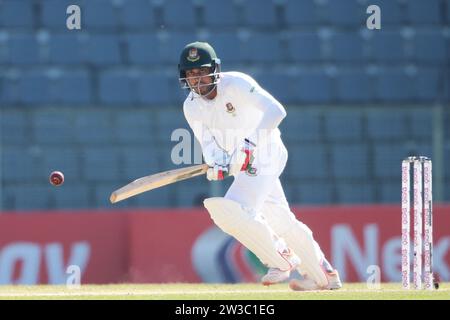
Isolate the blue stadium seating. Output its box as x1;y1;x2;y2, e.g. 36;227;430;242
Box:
174;176;211;207
121;0;154;30
295;182;334;205
33;111;74;144
379;182;401;203
99;71;134;105
53;184;90;209
369;0;404;26
241;33;282;63
159;32;199;64
83;0;118;29
0;111;27;145
286;144;328;179
371;31;406;62
280;109;321;142
53;70;92;104
414;68;441;102
137;72;172;106
126;34;160;65
74;111;113;144
335;70;372;102
286;32;322;62
41;0;79;30
322;0;365;27
413;30;447;64
367;111;408;140
2;147;42;182
17;71;51;105
122;147;160;179
48;34;84;64
336;183;375;203
373;143;409;179
155;110;190;143
376;69;414;102
82;148;121;182
8;33;40;65
163;0;197;29
115;112;155;144
41;147;81;181
407;0;441;24
324;111;363;141
329;32;364;62
295;70;332;103
410;109;432;140
9;185;53;210
132;184;171;207
207;33;243;64
202;0;239;29
0;0;34;28
84;34;121;65
241;0;277;29
283;0;319;27
254;71;297;104
331;144;369;180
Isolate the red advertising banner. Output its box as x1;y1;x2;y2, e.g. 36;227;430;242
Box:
0;205;448;284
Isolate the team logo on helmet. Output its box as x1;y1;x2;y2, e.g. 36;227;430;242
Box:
226;103;235;113
187;48;200;62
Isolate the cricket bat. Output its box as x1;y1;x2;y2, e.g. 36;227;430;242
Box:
110;164;209;204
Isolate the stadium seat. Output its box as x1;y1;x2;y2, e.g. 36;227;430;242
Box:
253;70;297;104
85;34;121;66
8;33;40;65
406;0;440;24
371;31;406;62
41;147;81;181
280;109;321;142
17;71;51;105
202;0;239;29
286;144;328;179
137;72;171;106
99;71;134;105
207;33;243;64
373;143;409;179
283;0;319;27
241;0;277;29
2;147;42;182
413;30;447;64
41;0;80;30
82;148;121;182
159;32;199;64
121;0;154;30
33;111;74;144
336;183;375;204
115;111;155;144
331;144;369;180
329;32;365;62
286;32;322;63
241;33;282;63
133;185;171;208
53;70;92;104
335;70;372;103
410;109;433;140
379;182;401;203
10;185;53;210
367;111;408;140
376;69;414;102
324;111;363;141
48;34;84;64
163;0;197;29
83;0;118;29
414;69;441;102
175;176;211;207
155;110;190;143
53;184;90;209
122;147;160;179
126;34;160;65
295;182;334;205
74;111;113;144
295;70;332;103
322;0;365;27
0;111;27;145
0;0;33;28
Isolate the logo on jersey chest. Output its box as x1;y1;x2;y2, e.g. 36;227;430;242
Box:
226;103;236;116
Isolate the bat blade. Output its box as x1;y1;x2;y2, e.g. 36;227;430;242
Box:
110;164;208;204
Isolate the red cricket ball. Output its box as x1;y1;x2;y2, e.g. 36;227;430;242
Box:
49;171;64;186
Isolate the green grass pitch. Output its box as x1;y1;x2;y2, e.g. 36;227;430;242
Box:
0;283;448;300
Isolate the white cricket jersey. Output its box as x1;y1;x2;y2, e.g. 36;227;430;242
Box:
183;71;287;154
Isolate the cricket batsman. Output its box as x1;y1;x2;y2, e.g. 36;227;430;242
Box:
178;41;342;291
